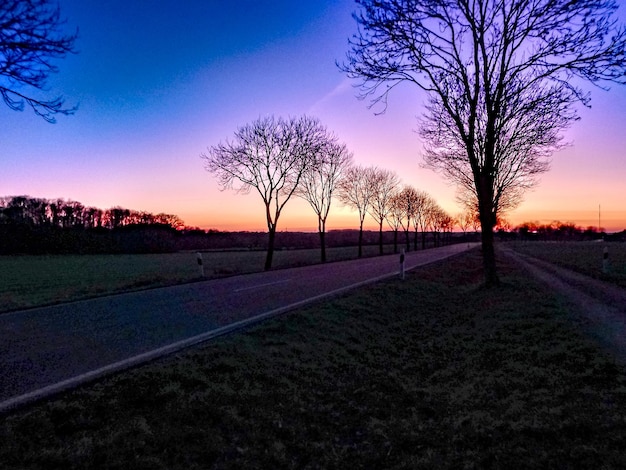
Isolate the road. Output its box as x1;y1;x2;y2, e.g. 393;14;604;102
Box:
0;243;475;411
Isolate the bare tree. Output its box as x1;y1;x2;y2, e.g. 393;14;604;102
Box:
457;209;475;241
202;115;324;270
154;213;185;230
411;190;434;250
367;167;400;255
341;0;626;286
391;185;420;252
430;204;453;247
297;138;353;263
385;188;403;253
337;165;375;257
0;0;77;122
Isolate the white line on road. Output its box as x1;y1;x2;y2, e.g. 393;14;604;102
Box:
233;279;291;292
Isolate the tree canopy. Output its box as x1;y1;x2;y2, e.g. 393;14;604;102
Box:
202;115;330;270
297;138;353;263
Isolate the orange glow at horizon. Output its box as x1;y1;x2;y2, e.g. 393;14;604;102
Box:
180;201;626;234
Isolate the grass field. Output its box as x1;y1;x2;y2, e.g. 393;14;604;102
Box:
509;241;626;288
0;244;397;313
1;249;625;468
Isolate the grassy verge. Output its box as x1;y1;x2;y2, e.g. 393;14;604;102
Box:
0;244;397;313
2;250;626;469
508;241;626;288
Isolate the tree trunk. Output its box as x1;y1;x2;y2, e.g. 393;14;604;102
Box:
378;221;384;255
264;227;276;271
319;230;327;263
421;230;426;250
477;173;500;287
358;222;364;258
480;224;499;286
319;218;327;263
404;229;410;252
413;229;418;251
393;229;398;253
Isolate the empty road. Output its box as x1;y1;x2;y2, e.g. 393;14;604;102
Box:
0;243;475;411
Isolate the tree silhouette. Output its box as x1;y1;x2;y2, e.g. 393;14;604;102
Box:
390;185;420;252
457;209;475;239
430;206;454;246
385;188;403;253
337;165;375;258
341;0;626;286
0;0;77;122
367;167;400;255
411;190;435;250
297;138;353;263
203;115;325;270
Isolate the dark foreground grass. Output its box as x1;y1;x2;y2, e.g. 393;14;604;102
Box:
2;250;626;469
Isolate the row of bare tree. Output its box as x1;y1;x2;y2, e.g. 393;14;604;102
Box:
5;1;625;283
0;196;185;231
203;115;459;269
337;166;456;258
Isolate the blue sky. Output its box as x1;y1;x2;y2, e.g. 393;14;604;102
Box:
2;0;625;231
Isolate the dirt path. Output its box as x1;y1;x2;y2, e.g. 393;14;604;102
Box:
502;247;626;364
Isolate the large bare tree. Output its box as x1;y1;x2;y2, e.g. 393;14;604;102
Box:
202;115;326;270
0;0;77;122
337;165;375;257
367;167;400;255
341;0;626;286
297;138;353;263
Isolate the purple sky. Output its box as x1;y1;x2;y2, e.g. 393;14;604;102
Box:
2;0;625;231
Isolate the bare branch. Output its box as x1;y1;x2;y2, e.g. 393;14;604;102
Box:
0;0;78;122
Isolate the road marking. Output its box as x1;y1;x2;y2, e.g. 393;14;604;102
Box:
233;279;291;292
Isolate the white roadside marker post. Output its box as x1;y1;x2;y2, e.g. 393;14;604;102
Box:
400;249;406;280
196;252;205;278
603;246;609;274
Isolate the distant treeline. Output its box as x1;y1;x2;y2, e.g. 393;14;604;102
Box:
0;196;185;230
0;196;467;255
512;221;625;242
0;196;186;254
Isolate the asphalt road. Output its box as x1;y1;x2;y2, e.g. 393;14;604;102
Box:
0;243;475;411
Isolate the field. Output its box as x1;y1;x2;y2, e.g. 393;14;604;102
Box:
509;241;626;288
0;244;395;313
1;249;626;468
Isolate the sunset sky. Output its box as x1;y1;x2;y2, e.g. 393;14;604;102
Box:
2;0;625;232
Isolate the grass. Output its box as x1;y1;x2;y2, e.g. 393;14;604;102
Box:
508;241;626;288
0;244;397;313
2;249;626;469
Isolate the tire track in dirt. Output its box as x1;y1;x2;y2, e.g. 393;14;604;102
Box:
502;247;626;364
